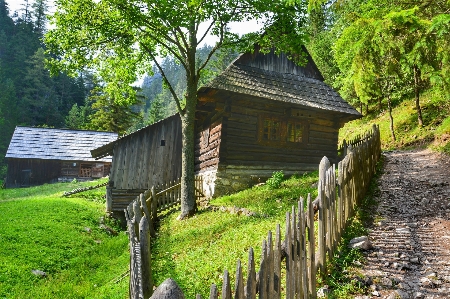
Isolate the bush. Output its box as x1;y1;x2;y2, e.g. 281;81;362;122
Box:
266;170;284;189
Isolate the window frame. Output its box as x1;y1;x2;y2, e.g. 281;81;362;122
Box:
258;114;308;147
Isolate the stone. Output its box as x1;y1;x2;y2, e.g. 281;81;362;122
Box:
371;290;380;297
317;285;330;298
396;227;410;234
386;293;397;299
381;277;392;287
31;269;47;277
349;236;373;250
150;278;185;299
420;277;433;288
395;289;410;299
413;292;424;299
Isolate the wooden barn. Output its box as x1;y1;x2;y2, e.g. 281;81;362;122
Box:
93;46;361;212
91;114;182;213
5;127;117;188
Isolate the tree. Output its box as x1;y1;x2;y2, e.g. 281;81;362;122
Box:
45;0;308;219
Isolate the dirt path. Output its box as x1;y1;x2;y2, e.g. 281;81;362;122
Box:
356;149;450;299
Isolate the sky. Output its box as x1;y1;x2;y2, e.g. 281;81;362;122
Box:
6;0;262;46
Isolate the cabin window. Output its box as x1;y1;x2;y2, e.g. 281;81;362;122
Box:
262;118;281;141
287;121;303;143
259;114;308;146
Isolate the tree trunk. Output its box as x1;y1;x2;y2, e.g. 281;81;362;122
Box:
178;21;198;220
413;65;424;127
378;97;382;112
360;101;363;114
387;95;396;141
365;103;369;115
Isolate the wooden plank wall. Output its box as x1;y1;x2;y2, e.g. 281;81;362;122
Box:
110;114;182;191
222;97;341;175
5;158;60;187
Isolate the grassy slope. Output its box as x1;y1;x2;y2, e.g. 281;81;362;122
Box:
339;92;450;153
152;172;319;298
0;179;129;299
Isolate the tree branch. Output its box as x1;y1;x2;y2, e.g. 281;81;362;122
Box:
140;43;183;115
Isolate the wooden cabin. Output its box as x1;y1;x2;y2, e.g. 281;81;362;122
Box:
93;46;361;212
4;127;117;187
195;46;361;197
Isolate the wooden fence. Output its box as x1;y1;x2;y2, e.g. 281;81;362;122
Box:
124;176;205;299
127;124;381;299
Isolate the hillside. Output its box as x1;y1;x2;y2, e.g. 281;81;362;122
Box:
339;91;450;154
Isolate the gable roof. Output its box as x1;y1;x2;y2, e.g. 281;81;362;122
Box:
5;127;118;162
198;47;361;119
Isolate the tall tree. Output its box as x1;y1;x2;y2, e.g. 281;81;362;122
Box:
45;0;309;219
31;0;49;33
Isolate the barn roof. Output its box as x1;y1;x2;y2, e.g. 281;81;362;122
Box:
5;127;118;162
199;47;361;119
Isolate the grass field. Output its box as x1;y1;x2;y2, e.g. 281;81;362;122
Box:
0;179;129;299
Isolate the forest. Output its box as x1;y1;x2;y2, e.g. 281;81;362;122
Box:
0;0;449;181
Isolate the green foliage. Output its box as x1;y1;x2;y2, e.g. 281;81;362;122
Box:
266;170;285;189
340;90;450;151
0;178;129;298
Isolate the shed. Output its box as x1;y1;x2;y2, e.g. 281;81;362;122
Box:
91;114;182;212
5;126;117;187
93;46;361;212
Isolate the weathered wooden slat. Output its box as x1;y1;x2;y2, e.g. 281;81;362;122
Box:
285;212;293;299
267;231;275;299
235;260;245;299
139;215;152;299
210;284;218;299
259;240;268;299
291;206;298;298
246;248;256;299
222;270;232;299
307;194;316;299
274;225;281;299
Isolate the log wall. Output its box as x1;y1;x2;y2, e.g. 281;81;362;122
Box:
210;95;344;196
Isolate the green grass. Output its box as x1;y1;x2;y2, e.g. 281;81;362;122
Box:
0;179;129;299
151;172;319;298
340;91;450;153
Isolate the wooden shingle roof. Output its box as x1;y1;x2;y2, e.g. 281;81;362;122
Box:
199;47;361;119
5;127;118;162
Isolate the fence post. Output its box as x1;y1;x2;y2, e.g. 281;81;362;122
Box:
151;186;157;224
235;260;244;299
139;215;153;299
106;185;112;212
307;194;316;299
246;248;257;299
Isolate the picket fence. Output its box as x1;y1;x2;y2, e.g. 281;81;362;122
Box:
126;124;381;299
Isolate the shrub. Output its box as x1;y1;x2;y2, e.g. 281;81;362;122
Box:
266;170;284;189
